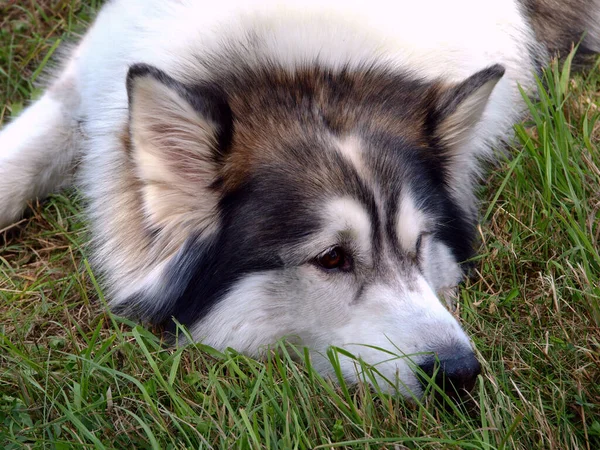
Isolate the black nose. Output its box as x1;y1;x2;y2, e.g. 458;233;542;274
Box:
417;349;481;398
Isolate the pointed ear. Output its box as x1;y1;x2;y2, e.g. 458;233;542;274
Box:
126;64;232;231
430;64;505;150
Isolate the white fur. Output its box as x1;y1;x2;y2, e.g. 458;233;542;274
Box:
423;240;464;301
188;193;471;396
336;136;367;179
394;190;464;300
396;191;427;253
0;91;80;225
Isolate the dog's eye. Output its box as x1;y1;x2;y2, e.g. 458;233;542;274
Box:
315;246;353;272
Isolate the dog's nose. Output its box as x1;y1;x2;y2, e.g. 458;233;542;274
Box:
417;348;481;397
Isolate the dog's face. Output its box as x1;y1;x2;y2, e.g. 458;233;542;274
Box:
122;63;504;397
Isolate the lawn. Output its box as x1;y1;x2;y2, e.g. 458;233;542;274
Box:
1;1;599;448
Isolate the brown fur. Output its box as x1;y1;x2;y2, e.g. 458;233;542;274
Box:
219;67;436;191
521;0;600;55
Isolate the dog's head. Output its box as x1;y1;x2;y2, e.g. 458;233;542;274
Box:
120;62;504;398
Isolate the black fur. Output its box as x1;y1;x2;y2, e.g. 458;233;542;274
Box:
364;131;476;266
162;141;380;330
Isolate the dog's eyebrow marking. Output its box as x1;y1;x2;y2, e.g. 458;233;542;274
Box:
396;190;426;252
322;197;373;260
336;136;368;180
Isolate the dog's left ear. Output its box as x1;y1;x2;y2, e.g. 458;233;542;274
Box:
428;64;505;151
424;64;505;211
126;64;232;233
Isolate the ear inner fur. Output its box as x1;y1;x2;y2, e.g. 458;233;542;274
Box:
127;64;232;237
429;64;506;150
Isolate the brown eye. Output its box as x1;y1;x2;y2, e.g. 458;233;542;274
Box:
316;246;352;272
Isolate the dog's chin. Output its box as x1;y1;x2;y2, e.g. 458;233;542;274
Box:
305;349;418;398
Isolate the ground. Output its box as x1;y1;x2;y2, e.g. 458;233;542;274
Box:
0;1;599;448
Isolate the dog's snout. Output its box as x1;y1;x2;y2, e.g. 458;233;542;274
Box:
417;348;481;397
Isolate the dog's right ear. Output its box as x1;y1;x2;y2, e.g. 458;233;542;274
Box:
126;64;232;232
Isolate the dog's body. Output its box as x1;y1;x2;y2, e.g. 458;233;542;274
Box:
1;0;598;397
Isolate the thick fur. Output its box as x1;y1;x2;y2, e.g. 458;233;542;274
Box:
522;0;600;56
1;0;598;397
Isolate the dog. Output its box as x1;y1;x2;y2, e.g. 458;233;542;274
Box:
0;0;598;399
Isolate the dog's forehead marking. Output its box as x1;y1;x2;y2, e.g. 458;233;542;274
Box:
335;134;412;262
396;190;426;252
336;135;367;178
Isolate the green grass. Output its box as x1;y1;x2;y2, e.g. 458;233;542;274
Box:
1;1;599;448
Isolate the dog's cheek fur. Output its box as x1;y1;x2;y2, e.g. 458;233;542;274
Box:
422;240;464;296
188;267;359;352
392;189;464;293
110;65;238;315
